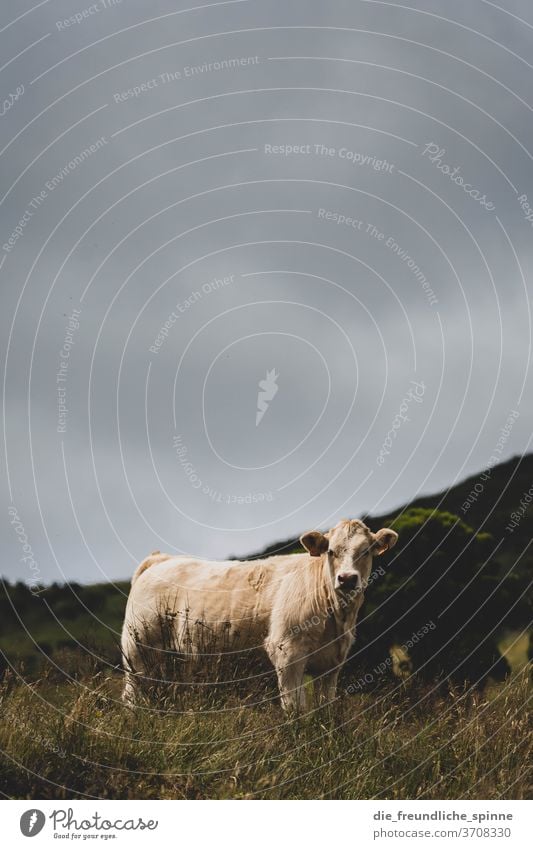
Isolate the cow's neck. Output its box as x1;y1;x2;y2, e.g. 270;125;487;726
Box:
320;556;362;631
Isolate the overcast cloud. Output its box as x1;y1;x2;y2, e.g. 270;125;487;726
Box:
2;0;532;584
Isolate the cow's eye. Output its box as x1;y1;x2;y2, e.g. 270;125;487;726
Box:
327;549;334;556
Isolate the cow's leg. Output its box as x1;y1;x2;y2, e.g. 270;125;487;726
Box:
315;669;340;705
265;635;308;712
122;669;141;706
121;631;149;706
274;656;307;712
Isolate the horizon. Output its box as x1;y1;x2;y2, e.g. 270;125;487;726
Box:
6;449;529;589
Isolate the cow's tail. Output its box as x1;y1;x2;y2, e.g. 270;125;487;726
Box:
131;550;169;585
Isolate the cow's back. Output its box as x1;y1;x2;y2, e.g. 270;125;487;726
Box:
123;553;303;653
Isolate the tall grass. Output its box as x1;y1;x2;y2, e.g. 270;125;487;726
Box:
0;651;530;799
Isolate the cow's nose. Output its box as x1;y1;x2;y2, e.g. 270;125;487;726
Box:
337;572;360;590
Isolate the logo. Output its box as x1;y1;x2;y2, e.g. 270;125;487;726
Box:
256;368;279;426
20;810;45;837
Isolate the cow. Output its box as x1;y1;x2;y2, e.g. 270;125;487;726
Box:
121;519;398;711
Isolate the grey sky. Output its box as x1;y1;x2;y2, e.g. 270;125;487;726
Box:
2;0;532;585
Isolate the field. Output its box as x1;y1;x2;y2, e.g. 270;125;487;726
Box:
0;654;531;800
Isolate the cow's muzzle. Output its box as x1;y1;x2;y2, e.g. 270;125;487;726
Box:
335;571;362;592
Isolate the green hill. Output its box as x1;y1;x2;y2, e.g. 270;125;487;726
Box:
248;452;533;563
0;580;130;675
246;453;532;682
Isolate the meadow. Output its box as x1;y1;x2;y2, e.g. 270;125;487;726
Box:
0;648;531;800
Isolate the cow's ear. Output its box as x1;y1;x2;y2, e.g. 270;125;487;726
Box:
300;531;329;557
372;528;398;555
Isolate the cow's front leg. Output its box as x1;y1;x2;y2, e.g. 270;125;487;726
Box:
314;669;340;705
265;638;307;712
275;656;307;712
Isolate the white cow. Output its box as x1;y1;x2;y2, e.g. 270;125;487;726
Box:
121;519;398;710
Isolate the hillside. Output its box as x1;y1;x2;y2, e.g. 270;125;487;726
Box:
371;452;533;550
247;452;533;562
0;580;130;674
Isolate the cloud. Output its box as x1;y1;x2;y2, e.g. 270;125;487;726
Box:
1;0;532;583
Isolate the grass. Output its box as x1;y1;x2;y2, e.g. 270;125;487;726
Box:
0;656;531;800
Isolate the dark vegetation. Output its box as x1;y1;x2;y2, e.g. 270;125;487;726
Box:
248;452;533;685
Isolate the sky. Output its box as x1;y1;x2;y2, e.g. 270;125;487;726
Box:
2;0;532;585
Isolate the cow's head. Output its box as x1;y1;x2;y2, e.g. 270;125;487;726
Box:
300;519;398;595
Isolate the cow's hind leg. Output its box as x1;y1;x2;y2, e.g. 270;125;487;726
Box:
121;636;150;706
122;669;141;706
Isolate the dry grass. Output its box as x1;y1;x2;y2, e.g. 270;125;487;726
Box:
0;656;530;800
